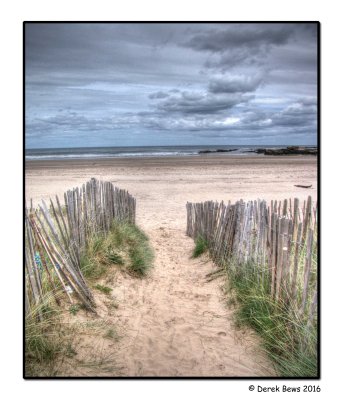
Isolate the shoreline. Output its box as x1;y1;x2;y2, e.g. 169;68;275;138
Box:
25;154;317;170
25;145;318;162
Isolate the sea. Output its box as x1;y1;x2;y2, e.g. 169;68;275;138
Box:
25;145;305;161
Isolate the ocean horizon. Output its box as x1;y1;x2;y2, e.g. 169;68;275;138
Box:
25;145;316;161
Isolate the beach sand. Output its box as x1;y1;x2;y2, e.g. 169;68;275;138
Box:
25;155;317;377
26;155;317;229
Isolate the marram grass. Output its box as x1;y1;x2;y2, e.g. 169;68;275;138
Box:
192;235;209;258
25;294;67;377
26;219;153;376
225;260;317;377
80;220;154;279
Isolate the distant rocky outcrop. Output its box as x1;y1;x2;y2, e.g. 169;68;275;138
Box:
198;149;238;154
247;146;317;156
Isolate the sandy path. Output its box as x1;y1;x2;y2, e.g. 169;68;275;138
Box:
26;155;317;376
111;224;273;377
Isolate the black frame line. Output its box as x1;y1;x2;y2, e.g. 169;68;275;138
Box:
23;20;321;380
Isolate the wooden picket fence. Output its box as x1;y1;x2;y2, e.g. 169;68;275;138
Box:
25;178;136;315
186;196;318;324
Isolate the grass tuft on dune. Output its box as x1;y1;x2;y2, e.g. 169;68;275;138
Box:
25;294;72;377
80;220;154;279
225;260;317;377
191;235;209;258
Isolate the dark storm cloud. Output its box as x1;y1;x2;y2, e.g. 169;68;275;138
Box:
153;90;253;114
134;98;316;134
25;23;205;86
148;72;263;116
183;23;317;70
208;74;264;94
182;24;292;69
25;23;318;147
184;24;293;52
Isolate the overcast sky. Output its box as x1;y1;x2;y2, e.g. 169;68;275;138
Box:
25;23;318;148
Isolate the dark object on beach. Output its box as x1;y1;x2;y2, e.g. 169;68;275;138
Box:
244;148;267;154
248;146;317;156
198;149;238;154
216;148;238;153
295;184;312;189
